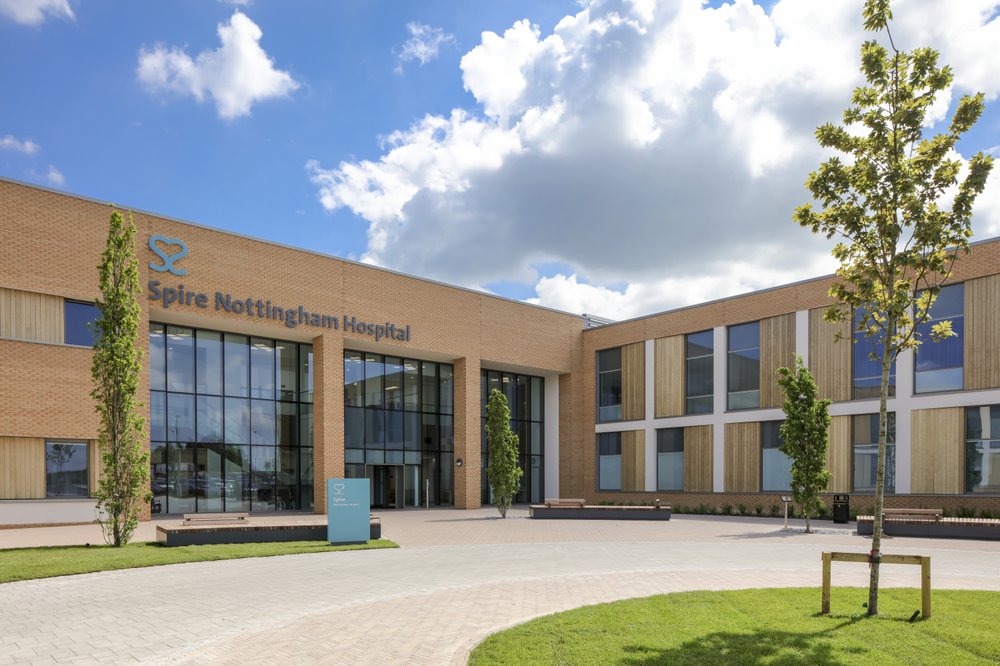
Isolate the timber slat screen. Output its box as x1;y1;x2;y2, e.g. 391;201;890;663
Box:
621;342;645;421
821;551;931;618
654;335;684;418
683;425;713;492
759;313;796;408
910;408;963;494
808;307;852;403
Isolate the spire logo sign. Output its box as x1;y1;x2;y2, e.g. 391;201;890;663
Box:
148;235;189;276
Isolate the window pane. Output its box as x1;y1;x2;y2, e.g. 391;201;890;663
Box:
149;324;165;391
345;406;364;449
440;365;454;415
195;330;223;395
421;362;438;412
656;429;683;491
299;447;314;510
197;444;224;513
727;323;759;410
421;414;438;452
727;322;759;351
299;403;313;447
250;338;275;400
277;402;297;446
403;359;420;411
64;301;99;347
852;413;896;493
224;334;250;397
365;354;384;408
168;442;196;514
686;356;713;398
150;391;166;442
384;357;403;410
196;395;223;443
597;349;622;422
299;344;313;403
224;397;250;444
439;414;454;452
251;447;276;511
224;445;251;512
686;330;713;357
344;351;364;407
853;308;896;399
403;412;421;450
597;432;622;491
166;326;195;393
151;442;167;513
365;408;385;448
45;442;88;497
250;399;276;445
166;392;195;442
276;446;298;510
386;410;404;449
915;285;963;393
531;377;543;421
276;342;298;401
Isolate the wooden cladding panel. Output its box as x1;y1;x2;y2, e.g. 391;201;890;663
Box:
621;342;645;421
0;288;63;344
965;275;1000;390
911;408;963;494
826;416;852;493
724;422;761;492
88;440;99;495
654;336;684;418
760;313;796;408
808;307;851;403
621;430;645;492
684;425;713;492
0;437;46;499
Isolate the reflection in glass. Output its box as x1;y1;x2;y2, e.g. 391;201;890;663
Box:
196;396;223;443
45;442;88;497
224;397;250;444
195;330;223;395
656;428;684;491
727;322;759;410
166;393;195;442
276;342;298;401
224;334;250;397
166;327;195;393
250;338;276;399
149;324;165;391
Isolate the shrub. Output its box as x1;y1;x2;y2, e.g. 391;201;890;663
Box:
737;504;748;516
721;504;732;515
754;506;764;516
769;505;780;517
980;509;994;520
957;507;977;519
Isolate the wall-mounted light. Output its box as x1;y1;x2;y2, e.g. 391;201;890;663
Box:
456;458;464;467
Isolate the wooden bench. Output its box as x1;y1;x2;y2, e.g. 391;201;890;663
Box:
182;513;249;525
883;508;943;522
544;498;586;508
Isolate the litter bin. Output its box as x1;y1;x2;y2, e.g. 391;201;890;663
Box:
832;495;850;524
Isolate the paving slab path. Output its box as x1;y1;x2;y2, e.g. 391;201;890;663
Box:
1;510;998;665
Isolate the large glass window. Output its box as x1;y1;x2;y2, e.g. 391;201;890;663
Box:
853;308;896;399
915;284;964;393
480;370;545;505
344;351;454;507
966;405;1000;493
64;301;99;347
656;428;684;491
597;432;622;491
597;348;622;422
761;421;792;492
853;413;895;493
150;324;313;514
685;330;713;414
727;322;760;410
45;442;88;497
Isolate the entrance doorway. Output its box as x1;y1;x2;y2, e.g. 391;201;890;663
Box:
367;465;404;509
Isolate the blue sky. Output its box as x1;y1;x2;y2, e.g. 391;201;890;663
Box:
2;0;999;318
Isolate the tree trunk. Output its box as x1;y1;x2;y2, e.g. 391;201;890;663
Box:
868;340;892;616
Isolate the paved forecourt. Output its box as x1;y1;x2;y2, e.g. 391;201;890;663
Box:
1;509;999;665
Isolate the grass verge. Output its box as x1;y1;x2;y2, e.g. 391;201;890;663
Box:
0;539;398;584
469;587;1000;665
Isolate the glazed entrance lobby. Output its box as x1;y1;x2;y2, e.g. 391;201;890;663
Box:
149;323;548;514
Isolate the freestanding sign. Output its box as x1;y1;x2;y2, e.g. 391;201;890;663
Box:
327;478;371;544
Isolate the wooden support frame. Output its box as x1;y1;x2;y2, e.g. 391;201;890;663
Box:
821;551;931;618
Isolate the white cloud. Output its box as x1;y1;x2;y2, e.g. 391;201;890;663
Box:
396;22;455;72
46;164;64;186
0;0;72;25
0;134;40;154
137;11;299;120
309;0;1000;319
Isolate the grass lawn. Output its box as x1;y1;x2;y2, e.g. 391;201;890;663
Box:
0;539;398;584
469;588;1000;665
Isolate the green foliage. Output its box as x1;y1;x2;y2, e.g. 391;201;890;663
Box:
776;355;832;534
92;208;149;547
485;388;523;518
794;0;993;614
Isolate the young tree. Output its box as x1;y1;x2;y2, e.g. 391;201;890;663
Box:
485;388;523;518
794;0;993;614
776;355;831;534
92;208;150;547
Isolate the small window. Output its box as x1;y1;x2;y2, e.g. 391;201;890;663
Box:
685;330;713;414
727;322;760;410
915;284;964;393
656;428;684;491
965;405;1000;493
761;421;792;492
64;301;99;347
45;441;89;498
597;432;622;490
597;348;623;422
852;308;896;399
852;413;895;493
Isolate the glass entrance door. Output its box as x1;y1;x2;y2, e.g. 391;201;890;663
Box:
367;465;405;509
